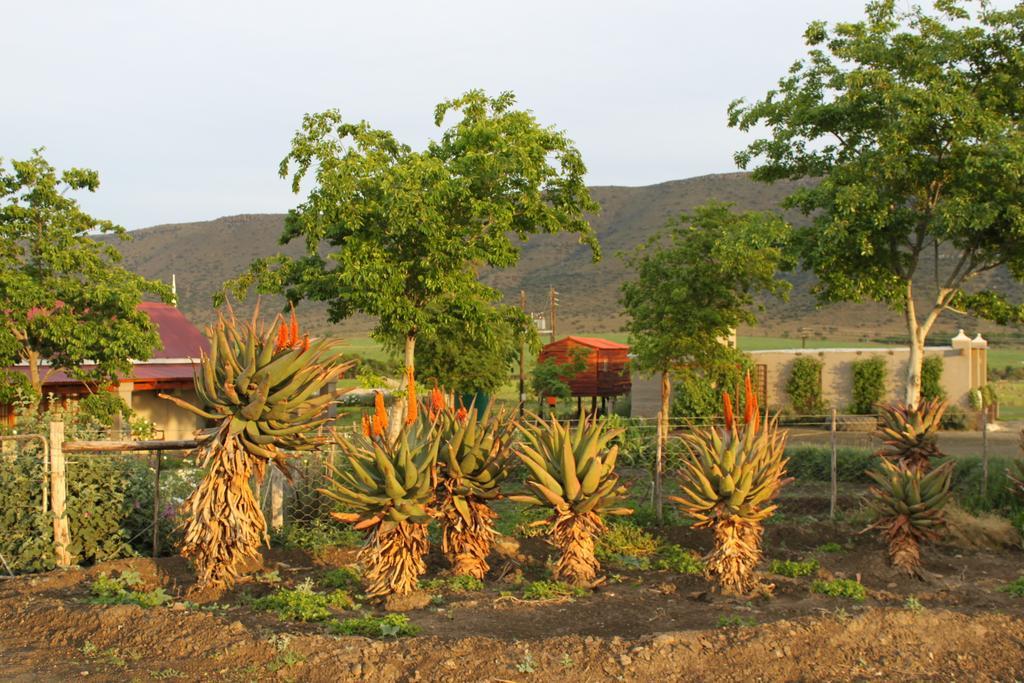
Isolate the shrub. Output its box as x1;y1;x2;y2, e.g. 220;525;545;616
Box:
940;405;968;430
671;359;753;420
319;567;361;591
269;520;361;552
596;521;660;561
521;580;587;600
811;578;866;601
784;445;877;483
716;615;757;628
603;415;653;467
89;570;172;608
850;356;886;414
786;357;825;415
921;356;946;403
1000;577;1024;597
652;545;704;574
249;579;354;621
769;558;819;578
327;613;419;638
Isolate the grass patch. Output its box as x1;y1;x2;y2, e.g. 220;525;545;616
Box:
816;542;844;553
596;521;660;560
88;571;172;608
811;578;867;602
327;613;420;638
318;566;361;591
1000;576;1024;597
652;544;704;574
521;580;588;601
270;520;361;552
768;558;819;578
249;579;354;621
420;575;485;593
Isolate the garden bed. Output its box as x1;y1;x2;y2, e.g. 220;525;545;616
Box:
2;520;1023;681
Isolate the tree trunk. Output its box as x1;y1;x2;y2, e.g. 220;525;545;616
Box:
386;333;416;442
903;281;950;409
27;349;41;396
655;370;671;524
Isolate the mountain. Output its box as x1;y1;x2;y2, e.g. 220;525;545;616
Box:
110;172;1016;343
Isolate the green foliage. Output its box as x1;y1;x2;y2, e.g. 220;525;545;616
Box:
716;615;757;628
326;613;420;638
0;405;141;571
622;202;790;380
603;415;653;466
1000;576;1024;598
811;578;866;602
671;356;753;419
531;346;589;401
249;579;354;622
921;357;947;403
731;2;1024;406
227;89;599;359
88;571;172;608
651;545;704;575
420;574;485;593
269;520;361;552
0;151;171;392
850;357;887;415
769;558;819;578
786;357;825;415
521;580;588;600
318;567;361;591
940;405;968;431
904;596;924;612
816;542;844;554
397;302;539;396
784;445;877;484
596;521;660;561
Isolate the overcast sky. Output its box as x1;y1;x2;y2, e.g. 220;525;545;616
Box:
0;0;953;229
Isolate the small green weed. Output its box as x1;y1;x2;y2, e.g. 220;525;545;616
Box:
596;521;660;560
816;542;844;553
521;580;587;601
652;545;704;575
811;578;867;602
904;596;924;612
420;575;485;593
1000;576;1024;597
516;650;537;674
768;558;819;578
327;613;420;638
249;579;354;621
150;669;186;679
318;566;361;590
716;615;757;628
266;650;305;673
88;571;172;608
254;569;282;584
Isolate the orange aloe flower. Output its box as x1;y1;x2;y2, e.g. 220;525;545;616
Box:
723;391;734;432
372;390;388;437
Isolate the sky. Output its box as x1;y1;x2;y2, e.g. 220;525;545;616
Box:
0;0;939;229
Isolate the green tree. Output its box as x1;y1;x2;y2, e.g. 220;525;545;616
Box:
530;345;590;412
0;150;171;396
620;202;790;520
228;90;599;430
730;1;1024;407
396;299;539;397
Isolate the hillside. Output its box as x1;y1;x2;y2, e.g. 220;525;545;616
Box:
110;172;1017;343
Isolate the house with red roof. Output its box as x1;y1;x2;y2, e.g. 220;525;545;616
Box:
3;302;209;440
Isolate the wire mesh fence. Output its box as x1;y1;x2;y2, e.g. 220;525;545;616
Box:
2;412;1020;575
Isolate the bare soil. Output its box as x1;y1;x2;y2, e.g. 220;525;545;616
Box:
2;521;1024;682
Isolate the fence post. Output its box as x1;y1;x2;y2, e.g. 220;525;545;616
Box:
829;408;838;521
270;469;285;531
152;451;162;558
49;420;72;568
654;411;664;524
981;408;989;500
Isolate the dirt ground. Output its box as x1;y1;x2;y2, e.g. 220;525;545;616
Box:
2;521;1024;682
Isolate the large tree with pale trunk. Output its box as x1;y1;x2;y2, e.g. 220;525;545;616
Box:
228;90;598;427
729;0;1024;407
0;150;171;400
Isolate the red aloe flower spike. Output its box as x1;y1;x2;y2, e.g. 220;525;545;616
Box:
289;306;299;347
743;373;755;425
723;391;734;432
361;414;372;437
275;322;289;351
373;390;388;437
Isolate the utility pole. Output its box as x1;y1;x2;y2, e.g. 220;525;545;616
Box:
519;290;527;418
549;287;558;343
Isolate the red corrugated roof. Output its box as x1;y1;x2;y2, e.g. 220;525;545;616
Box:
561;336;630;350
6;303;206;387
139;302;210;358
